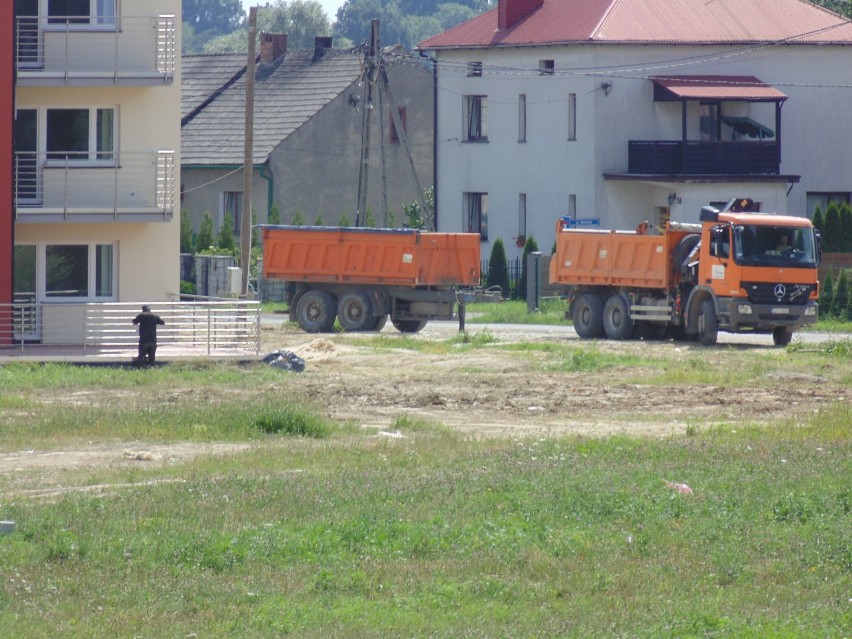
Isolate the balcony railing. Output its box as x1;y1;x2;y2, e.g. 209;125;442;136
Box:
627;140;779;175
15;151;176;221
15;14;176;85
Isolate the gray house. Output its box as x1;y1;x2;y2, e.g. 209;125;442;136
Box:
181;35;434;241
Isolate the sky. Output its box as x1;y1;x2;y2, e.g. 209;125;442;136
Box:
240;0;346;21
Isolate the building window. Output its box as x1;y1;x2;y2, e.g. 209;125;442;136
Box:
223;191;243;234
46;107;115;163
806;192;850;218
518;193;527;239
518;94;526;142
389;107;407;144
567;93;576;141
48;0;117;26
464;192;488;241
700;102;720;141
464;95;487;142
539;59;554;75
467;61;482;77
43;243;115;300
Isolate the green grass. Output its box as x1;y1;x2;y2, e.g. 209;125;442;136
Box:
466;299;569;325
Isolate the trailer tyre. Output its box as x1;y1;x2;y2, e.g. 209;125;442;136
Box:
772;327;793;347
697;299;718;346
295;290;337;333
603;295;634;340
392;318;427;333
337;291;374;332
571;293;604;339
372;314;388;332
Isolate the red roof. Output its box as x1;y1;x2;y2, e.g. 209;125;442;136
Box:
418;0;852;49
652;76;788;101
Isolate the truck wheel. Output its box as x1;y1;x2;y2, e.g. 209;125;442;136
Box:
772;327;793;346
392;318;427;333
571;293;604;339
371;314;388;332
295;290;336;333
603;295;634;340
697;299;718;346
337;291;374;332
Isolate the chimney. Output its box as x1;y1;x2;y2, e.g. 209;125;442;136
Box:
260;32;288;64
498;0;544;30
313;36;333;62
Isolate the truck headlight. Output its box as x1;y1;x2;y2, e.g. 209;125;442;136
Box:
737;304;753;315
804;306;817;316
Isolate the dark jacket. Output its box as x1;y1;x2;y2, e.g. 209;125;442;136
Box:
133;311;165;343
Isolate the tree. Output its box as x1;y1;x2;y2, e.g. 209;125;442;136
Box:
824;202;842;252
204;0;331;53
812;206;824;237
485;239;509;298
219;213;236;251
197;211;216;252
840;203;852;252
516;235;539;301
819;271;834;318
292;210;305;225
268;204;282;225
338;213;352;226
183;0;245;53
180;211;195;254
830;269;849;318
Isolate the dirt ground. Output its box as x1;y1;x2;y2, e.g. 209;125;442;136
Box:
1;321;846;487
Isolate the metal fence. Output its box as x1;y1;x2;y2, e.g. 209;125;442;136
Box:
0;300;260;358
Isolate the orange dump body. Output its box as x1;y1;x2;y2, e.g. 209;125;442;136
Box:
549;227;693;290
262;226;481;287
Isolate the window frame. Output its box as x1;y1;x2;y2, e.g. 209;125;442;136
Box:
45;0;119;29
222;191;243;235
467;61;482;77
44;106;117;166
567;93;577;141
463;95;488;142
464;192;488;241
27;241;117;302
518;93;527;143
539;59;555;75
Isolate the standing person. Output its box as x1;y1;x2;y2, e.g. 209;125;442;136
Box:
132;304;165;366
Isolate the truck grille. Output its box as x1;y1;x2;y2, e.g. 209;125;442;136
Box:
742;282;813;306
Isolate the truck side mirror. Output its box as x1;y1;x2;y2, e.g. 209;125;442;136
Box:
815;230;822;265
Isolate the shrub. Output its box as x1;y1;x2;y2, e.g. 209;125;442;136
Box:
254;407;331;438
219;213;236;251
832;269;849;319
819;271;834;318
196;211;216;252
824;203;841;252
486;239;509;297
840;203;852;252
180;211;194;253
268;204;281;225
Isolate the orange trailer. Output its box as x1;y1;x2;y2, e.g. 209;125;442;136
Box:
261;226;481;333
549;199;820;346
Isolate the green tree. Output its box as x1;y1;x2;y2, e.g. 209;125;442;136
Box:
204;0;331;53
364;208;376;227
182;0;245;53
219;213;236;251
516;235;539;301
840;203;852;252
339;213;352;226
197;211;216;252
268;204;282;225
314;215;325;226
812;206;824;237
830;269;848;318
819;271;834;318
292;210;305;225
180;211;195;254
485;239;509;298
824;203;842;252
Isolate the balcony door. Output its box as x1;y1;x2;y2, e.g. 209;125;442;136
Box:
15;0;40;67
14;109;41;204
13;245;41;342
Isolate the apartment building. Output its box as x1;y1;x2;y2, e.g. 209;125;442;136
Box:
11;0;180;344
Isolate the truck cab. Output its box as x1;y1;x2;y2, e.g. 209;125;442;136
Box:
684;201;820;345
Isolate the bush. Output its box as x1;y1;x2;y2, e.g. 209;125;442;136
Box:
819;271;834;318
197;211;216;252
219;213;236;251
254;407;331;438
824;203;842;252
486;239;509;297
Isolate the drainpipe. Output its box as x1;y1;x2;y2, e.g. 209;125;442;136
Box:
259;161;274;221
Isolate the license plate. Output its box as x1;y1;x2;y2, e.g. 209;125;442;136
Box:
771;307;790;315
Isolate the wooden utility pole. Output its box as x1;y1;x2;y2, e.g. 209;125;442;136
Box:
355;19;380;227
240;7;257;295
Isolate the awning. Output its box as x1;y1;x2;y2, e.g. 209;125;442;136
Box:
651;76;788;102
721;116;775;139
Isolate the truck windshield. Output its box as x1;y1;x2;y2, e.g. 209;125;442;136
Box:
733;224;818;268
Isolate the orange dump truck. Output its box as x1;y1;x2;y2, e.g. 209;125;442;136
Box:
262;225;481;333
550;199;820;346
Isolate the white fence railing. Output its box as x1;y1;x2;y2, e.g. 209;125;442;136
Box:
0;301;261;357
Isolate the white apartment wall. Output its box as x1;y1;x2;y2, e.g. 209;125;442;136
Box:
433;43;852;256
15;0;182;308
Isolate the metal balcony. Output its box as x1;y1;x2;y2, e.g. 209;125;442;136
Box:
15;14;176;86
15;150;176;222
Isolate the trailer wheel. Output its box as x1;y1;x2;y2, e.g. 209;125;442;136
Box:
603;295;634;340
372;314;388;332
295;290;336;333
337;291;374;332
392;318;427;333
772;327;793;347
571;293;604;339
697;299;718;346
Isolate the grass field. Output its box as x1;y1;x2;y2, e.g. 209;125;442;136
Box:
0;339;850;637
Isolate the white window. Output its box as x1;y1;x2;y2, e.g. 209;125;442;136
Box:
567;93;577;141
48;0;117;26
36;243;116;300
518;94;526;142
467;61;482;77
464;95;487;142
539;59;554;75
223;191;243;234
46;107;115;163
464;192;488;241
518;193;527;239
